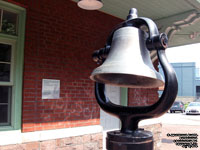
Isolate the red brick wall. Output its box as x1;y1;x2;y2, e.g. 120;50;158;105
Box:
128;88;159;106
5;0;122;132
128;60;160;106
5;0;160;133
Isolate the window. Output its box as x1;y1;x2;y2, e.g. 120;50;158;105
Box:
0;1;25;130
0;43;13;126
0;9;18;35
196;86;200;98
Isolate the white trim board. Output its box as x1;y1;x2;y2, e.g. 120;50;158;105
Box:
0;125;103;146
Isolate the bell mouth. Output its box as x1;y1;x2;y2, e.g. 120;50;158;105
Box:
90;73;164;88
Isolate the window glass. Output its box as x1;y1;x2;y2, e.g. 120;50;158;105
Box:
0;63;10;82
1;10;18;35
0;86;11;124
0;43;11;82
0;86;11;103
0;105;8;123
0;43;11;62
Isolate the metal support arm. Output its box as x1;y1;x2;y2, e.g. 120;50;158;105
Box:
94;9;178;133
95;48;177;133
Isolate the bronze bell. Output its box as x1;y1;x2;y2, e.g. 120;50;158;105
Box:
90;26;164;88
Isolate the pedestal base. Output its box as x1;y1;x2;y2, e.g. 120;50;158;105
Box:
106;129;153;150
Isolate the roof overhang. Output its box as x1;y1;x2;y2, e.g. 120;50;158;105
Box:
72;0;200;61
73;0;200;46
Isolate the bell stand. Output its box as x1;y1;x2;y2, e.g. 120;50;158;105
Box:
93;8;178;150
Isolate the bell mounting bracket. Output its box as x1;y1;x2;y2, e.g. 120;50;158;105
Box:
93;8;178;134
92;8;168;64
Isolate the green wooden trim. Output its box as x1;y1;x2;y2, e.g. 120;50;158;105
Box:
0;1;26;131
0;38;15;128
13;8;26;130
0;1;26;13
119;87;128;128
0;82;13;86
0;9;3;32
0;125;15;131
120;87;128;106
0;33;18;40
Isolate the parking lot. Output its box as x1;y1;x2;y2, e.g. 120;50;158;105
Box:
160;112;200;125
159;113;200;150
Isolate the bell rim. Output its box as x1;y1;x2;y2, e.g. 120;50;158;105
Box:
90;72;164;88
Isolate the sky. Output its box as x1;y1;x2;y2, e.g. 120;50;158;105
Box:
165;43;200;68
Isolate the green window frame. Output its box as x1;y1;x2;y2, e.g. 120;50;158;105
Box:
0;1;26;131
120;87;128;106
0;39;15;126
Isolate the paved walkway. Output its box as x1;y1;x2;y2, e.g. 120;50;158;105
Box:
161;124;200;150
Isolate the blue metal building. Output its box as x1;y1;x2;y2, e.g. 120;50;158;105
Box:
159;62;199;102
